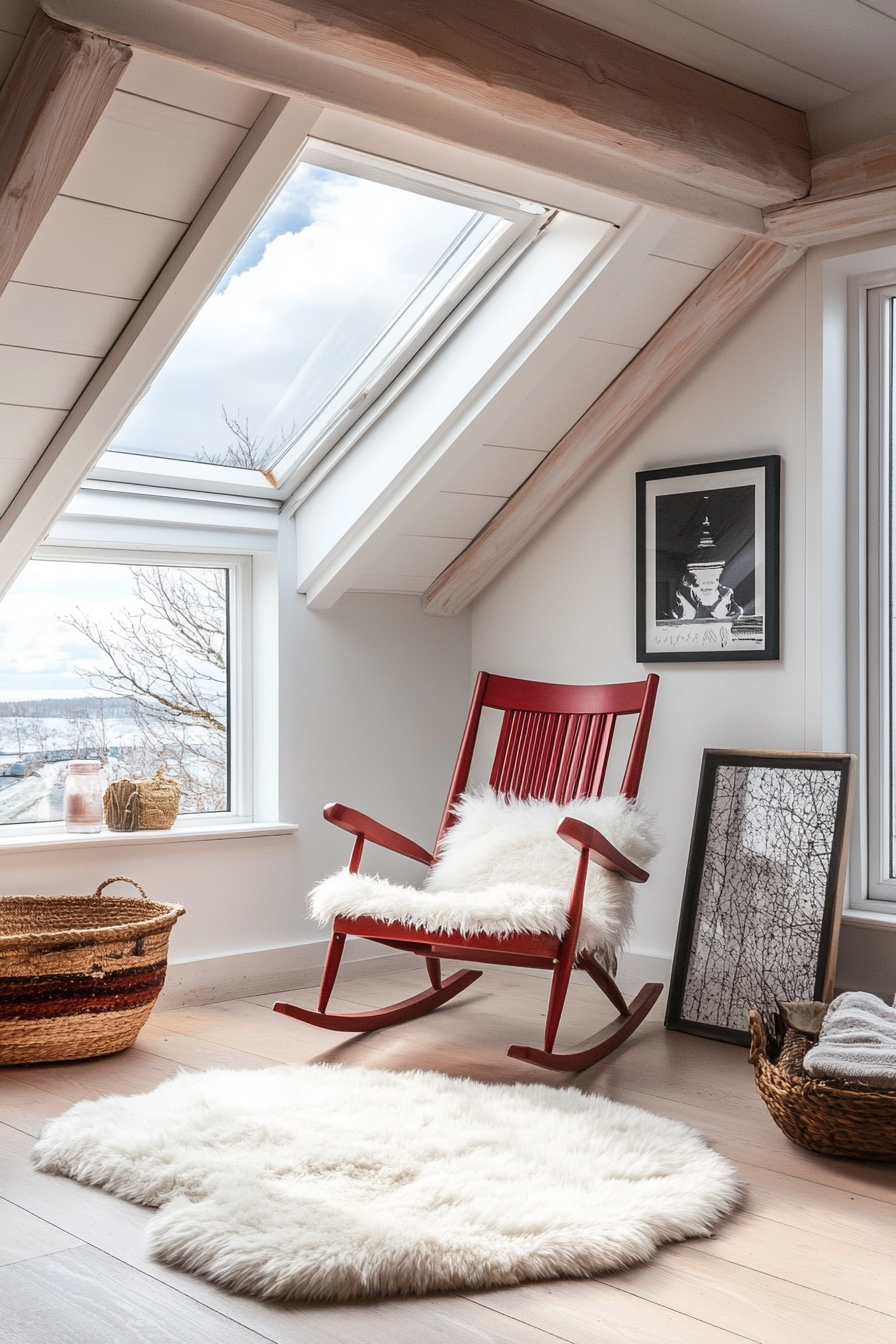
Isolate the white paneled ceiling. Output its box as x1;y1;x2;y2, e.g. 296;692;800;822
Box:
0;13;270;520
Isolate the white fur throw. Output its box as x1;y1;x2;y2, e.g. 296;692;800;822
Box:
311;789;659;959
33;1063;739;1301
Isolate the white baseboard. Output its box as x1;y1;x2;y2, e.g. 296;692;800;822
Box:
157;938;414;1009
157;941;672;1011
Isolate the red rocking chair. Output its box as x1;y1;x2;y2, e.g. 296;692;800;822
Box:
275;672;660;1072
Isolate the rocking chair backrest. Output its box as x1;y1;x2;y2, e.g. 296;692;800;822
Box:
437;672;659;848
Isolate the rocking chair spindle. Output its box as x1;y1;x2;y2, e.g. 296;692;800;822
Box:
275;672;661;1072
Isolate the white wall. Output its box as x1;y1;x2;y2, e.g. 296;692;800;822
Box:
0;523;472;994
472;261;813;964
278;526;473;899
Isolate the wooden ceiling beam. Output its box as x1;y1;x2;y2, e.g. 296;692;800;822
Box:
42;0;809;213
764;132;896;247
422;237;803;617
0;11;130;298
807;133;896;204
764;188;896;248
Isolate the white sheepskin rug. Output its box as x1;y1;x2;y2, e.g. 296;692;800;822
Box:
311;788;660;962
33;1063;738;1302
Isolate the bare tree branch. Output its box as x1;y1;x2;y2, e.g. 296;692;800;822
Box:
196;407;296;472
61;566;229;811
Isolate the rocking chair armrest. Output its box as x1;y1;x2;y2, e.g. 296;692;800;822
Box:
323;804;434;866
556;817;649;883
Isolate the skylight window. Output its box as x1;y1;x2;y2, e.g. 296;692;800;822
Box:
108;144;545;488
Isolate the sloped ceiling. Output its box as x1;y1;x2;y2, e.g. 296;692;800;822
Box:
0;0;269;521
0;0;893;610
293;207;743;605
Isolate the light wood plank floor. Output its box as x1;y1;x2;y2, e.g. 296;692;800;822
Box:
2;962;896;1344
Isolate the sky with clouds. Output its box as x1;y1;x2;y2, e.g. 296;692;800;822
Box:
0;560;220;702
111;165;481;465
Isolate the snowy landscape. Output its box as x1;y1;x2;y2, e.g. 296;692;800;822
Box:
0;696;225;823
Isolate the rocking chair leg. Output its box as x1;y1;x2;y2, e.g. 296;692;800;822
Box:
425;957;442;990
544;950;576;1054
318;931;346;1013
577;950;630;1017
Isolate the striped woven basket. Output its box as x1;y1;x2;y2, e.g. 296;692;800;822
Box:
0;877;184;1065
749;1009;896;1160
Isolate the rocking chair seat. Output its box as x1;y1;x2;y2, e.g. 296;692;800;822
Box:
311;789;657;959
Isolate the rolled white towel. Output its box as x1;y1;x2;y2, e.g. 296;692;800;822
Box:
803;991;896;1089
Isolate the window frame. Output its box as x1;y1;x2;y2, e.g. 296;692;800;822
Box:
0;544;254;839
863;284;896;902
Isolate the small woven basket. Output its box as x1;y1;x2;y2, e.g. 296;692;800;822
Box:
0;877;184;1065
104;769;180;831
749;1008;896;1160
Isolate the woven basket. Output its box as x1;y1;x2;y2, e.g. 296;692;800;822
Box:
104;769;180;831
0;877;184;1065
748;1008;896;1160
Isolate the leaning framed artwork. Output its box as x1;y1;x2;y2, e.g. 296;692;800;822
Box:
665;750;856;1047
636;455;780;662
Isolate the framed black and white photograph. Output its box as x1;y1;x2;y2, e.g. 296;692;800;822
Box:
665;750;856;1047
636;455;780;663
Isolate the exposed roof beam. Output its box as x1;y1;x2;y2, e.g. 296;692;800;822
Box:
764;188;896;248
764;133;896;246
181;0;811;208
808;134;896;204
422;237;803;617
0;11;130;298
42;0;807;226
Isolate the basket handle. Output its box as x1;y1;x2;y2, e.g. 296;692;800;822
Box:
747;1008;767;1065
94;875;147;901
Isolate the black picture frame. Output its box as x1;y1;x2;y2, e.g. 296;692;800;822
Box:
636;455;780;663
665;750;856;1047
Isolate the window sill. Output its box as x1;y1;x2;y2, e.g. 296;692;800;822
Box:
0;821;298;855
841;906;896;928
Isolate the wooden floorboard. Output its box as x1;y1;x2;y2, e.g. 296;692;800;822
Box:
469;1279;758;1344
0;1195;81;1267
1;964;894;1342
0;1244;274;1344
603;1243;896;1344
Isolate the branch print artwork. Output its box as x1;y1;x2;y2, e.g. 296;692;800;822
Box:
667;752;854;1044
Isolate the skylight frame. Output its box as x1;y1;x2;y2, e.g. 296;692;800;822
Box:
94;138;549;500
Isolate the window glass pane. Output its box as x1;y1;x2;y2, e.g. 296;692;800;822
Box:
109;163;500;472
0;559;229;824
